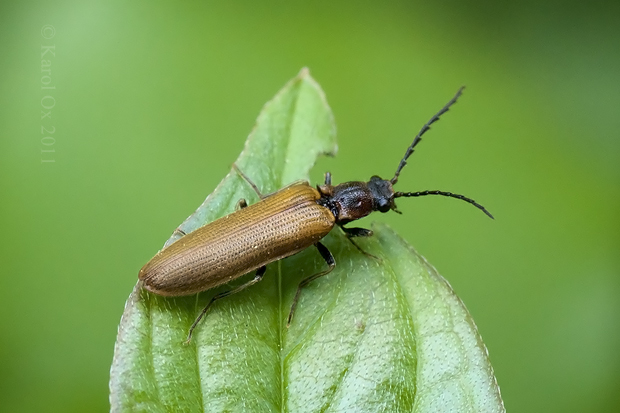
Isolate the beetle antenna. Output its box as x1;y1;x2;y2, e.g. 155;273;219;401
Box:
391;86;465;185
394;190;494;219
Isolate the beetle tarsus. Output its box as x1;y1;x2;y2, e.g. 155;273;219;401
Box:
235;198;248;211
173;228;187;237
233;163;264;199
287;242;335;327
348;238;382;261
185;265;267;343
340;226;381;261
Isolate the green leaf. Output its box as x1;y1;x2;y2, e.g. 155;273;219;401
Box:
110;69;504;413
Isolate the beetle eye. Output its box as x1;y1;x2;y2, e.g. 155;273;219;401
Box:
378;199;391;213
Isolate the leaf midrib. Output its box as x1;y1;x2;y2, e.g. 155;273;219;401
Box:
277;83;301;413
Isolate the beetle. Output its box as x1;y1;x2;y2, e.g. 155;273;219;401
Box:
138;87;493;343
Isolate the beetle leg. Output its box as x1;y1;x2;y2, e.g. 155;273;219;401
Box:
232;163;264;199
287;242;336;327
185;265;267;344
173;228;187;236
340;225;381;261
167;227;188;246
235;198;248;210
324;171;332;185
340;226;373;238
171;227;187;240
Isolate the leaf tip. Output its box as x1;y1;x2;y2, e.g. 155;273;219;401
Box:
298;67;311;78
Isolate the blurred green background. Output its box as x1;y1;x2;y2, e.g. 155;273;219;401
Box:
1;0;619;412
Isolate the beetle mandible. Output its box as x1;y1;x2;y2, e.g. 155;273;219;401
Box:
138;87;493;343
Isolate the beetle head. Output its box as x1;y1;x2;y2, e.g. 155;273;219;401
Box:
367;175;398;214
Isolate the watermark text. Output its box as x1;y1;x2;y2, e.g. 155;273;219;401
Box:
40;25;56;163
